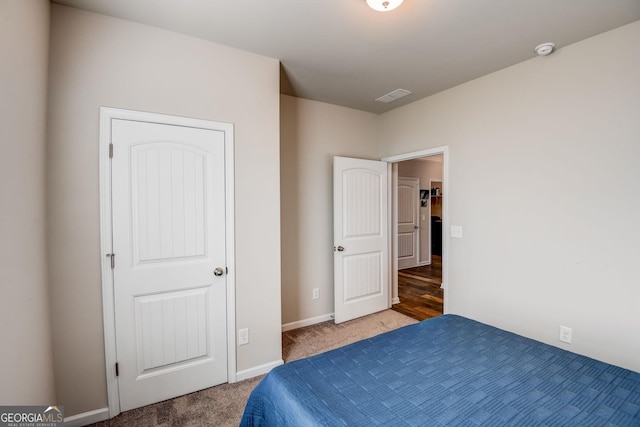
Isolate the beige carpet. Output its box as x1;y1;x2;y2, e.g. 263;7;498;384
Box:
282;309;418;362
90;310;417;427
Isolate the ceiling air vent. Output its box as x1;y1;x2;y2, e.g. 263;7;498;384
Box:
375;89;412;103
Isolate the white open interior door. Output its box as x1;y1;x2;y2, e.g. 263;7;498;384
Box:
333;156;389;324
111;118;228;411
397;177;419;269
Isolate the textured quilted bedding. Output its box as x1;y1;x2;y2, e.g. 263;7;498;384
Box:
240;315;640;426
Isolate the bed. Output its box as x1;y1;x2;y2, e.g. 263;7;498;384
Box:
240;315;640;426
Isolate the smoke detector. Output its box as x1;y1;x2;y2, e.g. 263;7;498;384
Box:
534;42;555;56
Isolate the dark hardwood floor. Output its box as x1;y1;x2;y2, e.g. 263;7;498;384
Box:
391;256;443;321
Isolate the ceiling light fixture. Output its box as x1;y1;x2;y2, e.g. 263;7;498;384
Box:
366;0;404;12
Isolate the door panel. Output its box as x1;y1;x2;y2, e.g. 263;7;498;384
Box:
134;287;209;373
397;177;419;269
343;252;382;301
334;156;389;324
111;119;227;411
132;144;207;262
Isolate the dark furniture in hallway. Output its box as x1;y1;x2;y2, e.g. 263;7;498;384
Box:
431;216;442;256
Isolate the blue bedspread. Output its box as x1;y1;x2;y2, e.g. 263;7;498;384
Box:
240;315;640;426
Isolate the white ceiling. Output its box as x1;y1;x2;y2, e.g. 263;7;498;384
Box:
52;0;640;114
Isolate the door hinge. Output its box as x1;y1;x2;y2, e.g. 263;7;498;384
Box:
115;362;119;377
107;253;115;269
109;143;114;158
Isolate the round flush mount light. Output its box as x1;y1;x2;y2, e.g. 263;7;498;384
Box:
534;42;555;56
366;0;404;12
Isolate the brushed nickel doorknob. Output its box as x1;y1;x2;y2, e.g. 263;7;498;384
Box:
337;246;345;252
214;267;224;276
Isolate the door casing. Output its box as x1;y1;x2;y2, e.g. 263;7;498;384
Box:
99;107;236;418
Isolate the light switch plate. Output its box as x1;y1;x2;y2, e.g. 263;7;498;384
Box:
451;225;463;238
238;328;249;345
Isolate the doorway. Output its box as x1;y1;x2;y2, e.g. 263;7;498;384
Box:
383;148;448;322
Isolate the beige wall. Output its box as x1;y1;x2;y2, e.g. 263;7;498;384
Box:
3;1;638;415
398;158;443;265
0;0;55;404
280;95;380;325
380;21;640;372
47;5;281;416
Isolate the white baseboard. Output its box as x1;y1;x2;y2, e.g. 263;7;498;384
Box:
419;261;431;266
235;359;283;381
64;360;285;425
65;407;109;426
282;313;334;332
392;297;400;305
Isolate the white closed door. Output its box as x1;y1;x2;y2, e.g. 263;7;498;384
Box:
397;177;419;269
333;156;389;324
111;119;227;411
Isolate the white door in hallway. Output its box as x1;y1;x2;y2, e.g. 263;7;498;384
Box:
111;118;228;411
397;177;419;269
333;156;389;324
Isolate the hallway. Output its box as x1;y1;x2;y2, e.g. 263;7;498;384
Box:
392;256;443;321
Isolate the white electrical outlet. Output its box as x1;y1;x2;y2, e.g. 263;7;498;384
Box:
312;288;319;300
559;326;572;344
238;328;249;345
